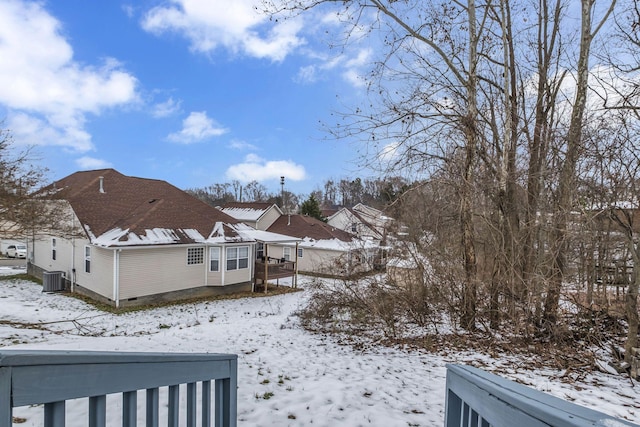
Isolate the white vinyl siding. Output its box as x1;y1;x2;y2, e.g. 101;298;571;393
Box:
119;247;205;300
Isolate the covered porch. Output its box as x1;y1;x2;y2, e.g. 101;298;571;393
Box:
253;239;301;293
232;227;301;293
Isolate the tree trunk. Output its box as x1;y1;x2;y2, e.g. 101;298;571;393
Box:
543;0;595;328
460;0;479;331
625;244;640;364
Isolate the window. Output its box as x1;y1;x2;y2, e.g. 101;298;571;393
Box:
210;247;220;272
351;223;358;233
51;238;57;261
84;246;91;273
226;246;249;271
298;248;304;258
256;242;264;260
187;247;204;265
283;247;291;261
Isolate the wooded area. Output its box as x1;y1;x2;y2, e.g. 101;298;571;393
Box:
259;0;640;367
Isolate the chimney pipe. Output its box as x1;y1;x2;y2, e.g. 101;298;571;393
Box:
99;176;105;193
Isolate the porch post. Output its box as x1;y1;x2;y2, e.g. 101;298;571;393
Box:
264;243;269;294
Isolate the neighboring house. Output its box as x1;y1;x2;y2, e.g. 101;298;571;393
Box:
29;169;298;307
217;202;282;231
326;206;384;241
351;203;394;239
267;214;379;276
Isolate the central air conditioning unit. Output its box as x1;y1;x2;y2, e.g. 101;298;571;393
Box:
42;271;64;292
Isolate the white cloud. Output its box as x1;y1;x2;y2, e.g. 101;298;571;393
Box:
0;0;139;151
167;111;228;144
226;154;306;182
229;139;258;150
141;0;305;62
295;65;318;84
152;97;182;118
76;156;113;170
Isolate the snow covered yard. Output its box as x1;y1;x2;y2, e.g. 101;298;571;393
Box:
1;270;638;426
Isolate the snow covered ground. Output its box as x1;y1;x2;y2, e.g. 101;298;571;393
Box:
1;267;638;426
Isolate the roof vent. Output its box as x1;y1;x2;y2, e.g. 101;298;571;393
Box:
99;176;105;194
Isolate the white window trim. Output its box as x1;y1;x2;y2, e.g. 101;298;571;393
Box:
283;247;291;261
226;246;249;271
51;238;57;261
187;247;204;265
297;248;304;258
84;245;91;274
209;246;220;272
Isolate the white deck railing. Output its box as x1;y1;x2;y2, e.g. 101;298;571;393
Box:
0;350;237;427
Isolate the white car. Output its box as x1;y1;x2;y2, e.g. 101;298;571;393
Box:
6;244;27;258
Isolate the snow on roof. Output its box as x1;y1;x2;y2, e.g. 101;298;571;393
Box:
88;222;300;247
228;223;301;243
297;237;379;251
219;207;267;221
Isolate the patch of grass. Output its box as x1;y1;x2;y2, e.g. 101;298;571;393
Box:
1;272;303;315
70;285;303;314
255;391;275;400
260;378;270;385
0;274;41;284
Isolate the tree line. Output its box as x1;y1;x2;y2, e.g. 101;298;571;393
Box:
185;176;410;212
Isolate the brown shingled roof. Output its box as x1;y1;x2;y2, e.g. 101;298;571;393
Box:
267;214;353;242
44;169;242;245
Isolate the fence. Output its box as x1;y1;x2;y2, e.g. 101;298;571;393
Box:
0;350;237;427
445;364;638;426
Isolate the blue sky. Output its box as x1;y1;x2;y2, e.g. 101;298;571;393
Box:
0;0;376;195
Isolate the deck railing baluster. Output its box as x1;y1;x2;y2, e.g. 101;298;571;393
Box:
89;395;106;427
146;388;159;427
187;382;197;427
122;390;137;427
168;385;179;427
202;380;212;427
44;401;65;427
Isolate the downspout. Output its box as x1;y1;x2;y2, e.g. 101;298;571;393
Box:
71;214;75;293
205;246;208;287
113;248;121;308
294;242;299;288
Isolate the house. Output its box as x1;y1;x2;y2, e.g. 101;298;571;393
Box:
266;214;379;276
28;169;299;307
217;202;282;231
325;206;385;241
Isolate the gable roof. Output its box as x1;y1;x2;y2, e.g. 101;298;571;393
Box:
218;202;282;222
43;169;252;247
267;213;353;245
